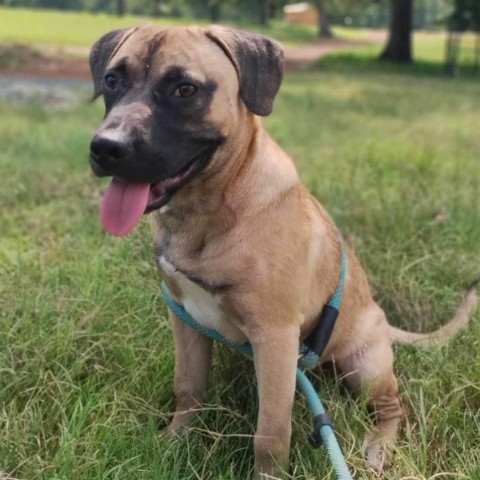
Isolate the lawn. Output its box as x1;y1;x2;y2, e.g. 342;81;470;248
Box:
1;27;480;480
0;6;365;47
318;30;480;76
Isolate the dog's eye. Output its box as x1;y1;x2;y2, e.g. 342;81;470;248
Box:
104;73;118;90
174;84;197;98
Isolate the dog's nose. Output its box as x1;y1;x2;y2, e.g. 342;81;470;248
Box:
90;135;132;167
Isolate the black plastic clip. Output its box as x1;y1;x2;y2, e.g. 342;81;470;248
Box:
309;412;333;448
303;305;339;359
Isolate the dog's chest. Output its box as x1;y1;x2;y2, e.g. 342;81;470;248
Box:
158;255;247;343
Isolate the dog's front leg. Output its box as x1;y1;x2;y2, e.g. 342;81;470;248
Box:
168;310;213;435
251;325;300;479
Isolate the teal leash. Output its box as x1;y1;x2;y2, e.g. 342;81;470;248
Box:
161;241;353;480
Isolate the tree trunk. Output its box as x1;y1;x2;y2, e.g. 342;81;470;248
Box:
210;3;220;22
152;0;161;17
259;0;269;25
116;0;126;16
380;0;413;62
317;0;333;38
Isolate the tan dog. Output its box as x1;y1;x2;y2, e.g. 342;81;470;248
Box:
88;25;478;478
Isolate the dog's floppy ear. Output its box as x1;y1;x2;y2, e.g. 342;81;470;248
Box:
205;26;284;116
89;28;137;100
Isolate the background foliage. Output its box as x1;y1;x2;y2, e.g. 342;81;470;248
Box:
0;0;461;28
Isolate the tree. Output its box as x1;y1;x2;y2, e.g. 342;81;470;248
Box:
445;0;480;73
450;0;480;31
380;0;413;62
317;0;333;37
116;0;126;15
152;0;161;16
209;0;221;21
259;0;269;25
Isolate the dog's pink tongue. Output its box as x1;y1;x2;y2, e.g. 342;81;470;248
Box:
100;178;150;237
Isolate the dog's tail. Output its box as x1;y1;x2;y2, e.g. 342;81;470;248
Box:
388;281;479;347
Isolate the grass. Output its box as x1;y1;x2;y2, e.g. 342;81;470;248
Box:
319;31;480;77
0;6;364;48
1;28;480;480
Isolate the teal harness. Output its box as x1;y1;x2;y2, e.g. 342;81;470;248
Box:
161;240;353;480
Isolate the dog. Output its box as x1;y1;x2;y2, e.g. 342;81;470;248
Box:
88;25;478;478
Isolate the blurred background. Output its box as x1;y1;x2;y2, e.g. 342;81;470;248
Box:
0;0;479;105
0;1;479;479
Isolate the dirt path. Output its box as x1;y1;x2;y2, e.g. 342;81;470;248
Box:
0;30;386;81
284;31;386;71
0;31;386;106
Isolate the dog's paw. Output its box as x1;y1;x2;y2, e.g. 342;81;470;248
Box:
158;416;191;440
158;426;180;440
362;434;392;471
253;469;284;480
162;422;189;440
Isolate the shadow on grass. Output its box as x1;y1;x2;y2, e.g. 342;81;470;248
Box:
316;51;480;79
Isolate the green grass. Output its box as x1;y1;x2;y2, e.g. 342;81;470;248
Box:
0;7;202;47
0;6;363;47
318;31;480;76
1;40;480;480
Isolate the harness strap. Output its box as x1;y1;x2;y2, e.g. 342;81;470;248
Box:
303;305;339;359
303;239;347;359
160;237;353;480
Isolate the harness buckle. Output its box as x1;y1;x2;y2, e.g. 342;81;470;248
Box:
303;305;339;359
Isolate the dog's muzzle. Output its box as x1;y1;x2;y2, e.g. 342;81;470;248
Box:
90;135;134;177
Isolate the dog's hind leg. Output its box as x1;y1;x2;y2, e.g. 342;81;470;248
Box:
167;310;213;435
336;306;403;470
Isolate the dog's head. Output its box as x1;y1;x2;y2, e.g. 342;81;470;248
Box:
89;25;284;236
